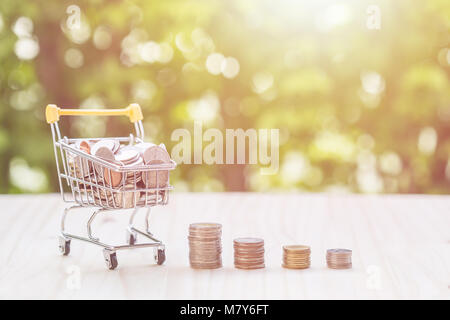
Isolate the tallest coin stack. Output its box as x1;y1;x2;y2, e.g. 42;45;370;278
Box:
188;223;223;269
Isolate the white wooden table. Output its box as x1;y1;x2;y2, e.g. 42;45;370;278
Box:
0;192;448;299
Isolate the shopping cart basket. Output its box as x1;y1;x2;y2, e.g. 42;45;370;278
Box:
46;103;176;269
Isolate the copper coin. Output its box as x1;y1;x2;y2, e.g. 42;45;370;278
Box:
283;245;310;253
76;140;91;154
234;237;264;246
103;168;123;187
235;264;265;270
190;222;222;230
282;264;310;270
134;142;155;154
91;140;118;155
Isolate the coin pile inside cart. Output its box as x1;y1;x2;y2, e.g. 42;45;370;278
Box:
67;139;171;208
188;223;223;269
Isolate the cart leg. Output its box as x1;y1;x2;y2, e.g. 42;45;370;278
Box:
145;207;154;236
61;205;83;235
127;208;139;245
59;205;82;255
87;208;104;241
128;206;166;265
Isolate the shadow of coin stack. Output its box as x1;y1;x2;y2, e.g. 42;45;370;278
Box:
188;223;222;269
282;245;311;269
233;238;265;270
326;249;352;269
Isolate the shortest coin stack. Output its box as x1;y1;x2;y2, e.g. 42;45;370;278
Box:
326;249;352;269
234;238;265;270
282;245;311;269
189;223;222;269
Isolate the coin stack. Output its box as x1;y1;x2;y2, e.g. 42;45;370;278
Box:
282;245;311;269
188;223;222;269
326;249;352;269
114;146;143;186
233;238;265;270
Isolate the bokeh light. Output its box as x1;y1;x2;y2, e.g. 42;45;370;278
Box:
93;26;112;50
12;17;33;38
418;127;437;155
14;37;39;60
252;72;274;94
0;13;4;33
9;157;48;192
206;53;225;75
64;48;84;68
315;3;352;32
187;91;220;122
221;57;240;79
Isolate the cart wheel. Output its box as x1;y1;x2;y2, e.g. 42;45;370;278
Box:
126;229;137;245
156;248;165;265
58;236;71;256
103;249;118;270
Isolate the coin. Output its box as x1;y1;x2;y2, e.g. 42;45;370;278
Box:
143;145;171;188
92;183;140;208
134;142;156;154
233;237;265;270
94;146;115;161
118;148;143;185
190;222;222;230
282;245;311;270
91;139;119;156
283;245;310;252
115;184;140;208
115;147;141;164
93;146;117;180
189;263;222;270
282;264;310;269
76;140;91;154
188;223;222;269
234;237;264;245
103;167;123;188
234;250;265;256
235;264;265;270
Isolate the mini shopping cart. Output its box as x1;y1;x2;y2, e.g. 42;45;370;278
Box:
46;103;176;269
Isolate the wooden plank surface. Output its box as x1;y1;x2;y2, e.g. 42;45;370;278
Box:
0;192;448;299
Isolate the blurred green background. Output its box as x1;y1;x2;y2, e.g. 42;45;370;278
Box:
0;0;449;194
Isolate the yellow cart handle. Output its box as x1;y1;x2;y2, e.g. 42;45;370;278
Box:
46;103;143;124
